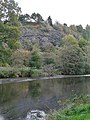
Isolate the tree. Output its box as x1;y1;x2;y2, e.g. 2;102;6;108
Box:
0;0;21;26
61;45;86;75
78;38;88;50
47;16;52;26
31;12;43;23
76;25;83;33
60;35;87;75
70;25;77;32
63;35;78;46
0;0;21;66
19;14;30;23
29;51;42;69
85;45;90;73
11;49;30;67
0;13;21;66
83;25;90;40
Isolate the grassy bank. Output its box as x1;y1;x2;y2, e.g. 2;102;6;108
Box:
48;104;90;120
47;95;90;120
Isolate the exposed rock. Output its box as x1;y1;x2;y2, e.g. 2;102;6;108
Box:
20;25;65;48
25;110;46;120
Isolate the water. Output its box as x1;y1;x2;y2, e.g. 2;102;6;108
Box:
0;76;90;119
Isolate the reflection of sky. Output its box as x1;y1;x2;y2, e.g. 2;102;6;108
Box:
0;115;4;120
16;0;90;27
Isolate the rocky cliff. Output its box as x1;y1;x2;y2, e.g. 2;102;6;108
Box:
20;24;65;48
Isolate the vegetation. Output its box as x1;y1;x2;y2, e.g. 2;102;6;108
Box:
47;95;90;120
0;0;90;78
48;104;90;120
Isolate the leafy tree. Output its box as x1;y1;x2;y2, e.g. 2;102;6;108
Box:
78;38;88;50
19;14;30;23
63;35;78;46
43;52;55;65
0;0;21;26
76;25;83;33
0;0;21;66
11;49;30;67
0;18;21;66
63;24;70;34
31;12;43;23
0;22;20;49
53;21;63;31
29;51;42;69
83;25;90;40
85;45;90;73
70;25;77;32
61;45;86;75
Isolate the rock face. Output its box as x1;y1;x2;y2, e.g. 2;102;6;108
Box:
25;110;46;120
20;25;65;47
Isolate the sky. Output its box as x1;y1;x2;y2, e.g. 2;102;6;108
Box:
15;0;90;27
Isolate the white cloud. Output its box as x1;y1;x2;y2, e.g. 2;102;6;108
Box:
15;0;90;27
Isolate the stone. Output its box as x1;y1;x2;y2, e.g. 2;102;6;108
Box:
20;26;64;48
25;110;46;120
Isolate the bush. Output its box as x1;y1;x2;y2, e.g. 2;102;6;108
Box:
0;67;32;78
30;69;42;78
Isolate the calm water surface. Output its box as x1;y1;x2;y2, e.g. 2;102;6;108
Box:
0;76;90;120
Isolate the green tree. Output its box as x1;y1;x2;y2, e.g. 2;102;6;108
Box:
29;51;42;69
85;44;90;73
61;45;86;75
83;25;90;40
78;38;88;51
11;49;30;67
19;14;30;23
0;0;21;26
31;12;43;23
0;19;21;66
60;35;87;75
63;35;78;46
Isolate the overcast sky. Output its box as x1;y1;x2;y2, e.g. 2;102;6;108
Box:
15;0;90;27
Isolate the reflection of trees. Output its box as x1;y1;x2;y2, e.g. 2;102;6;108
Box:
59;77;87;99
0;82;31;105
0;84;17;104
28;81;41;98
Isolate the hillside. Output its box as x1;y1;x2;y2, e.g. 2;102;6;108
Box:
20;23;64;48
0;0;90;78
20;22;84;48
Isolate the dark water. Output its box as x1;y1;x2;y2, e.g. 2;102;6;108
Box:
0;76;90;120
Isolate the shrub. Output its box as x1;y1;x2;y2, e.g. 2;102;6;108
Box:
30;69;42;78
0;67;32;78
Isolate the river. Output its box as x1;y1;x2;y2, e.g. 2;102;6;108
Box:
0;76;90;120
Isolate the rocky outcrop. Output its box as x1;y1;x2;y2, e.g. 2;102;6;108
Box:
20;25;65;47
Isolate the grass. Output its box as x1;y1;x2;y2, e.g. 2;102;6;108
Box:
47;95;90;120
48;104;90;120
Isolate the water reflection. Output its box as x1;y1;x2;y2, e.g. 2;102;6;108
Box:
28;82;41;98
0;76;90;119
0;115;4;120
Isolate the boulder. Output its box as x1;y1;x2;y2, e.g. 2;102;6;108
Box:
26;110;46;120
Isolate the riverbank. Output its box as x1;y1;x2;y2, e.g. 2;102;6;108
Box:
47;103;90;120
0;74;90;84
47;95;90;120
0;67;90;80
